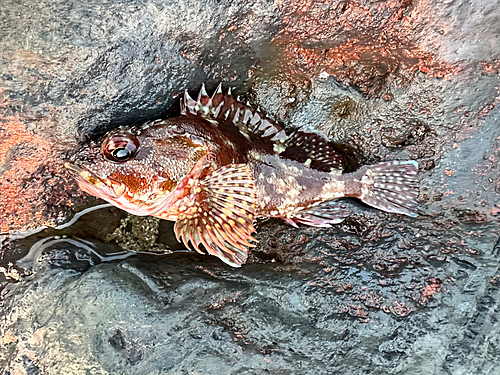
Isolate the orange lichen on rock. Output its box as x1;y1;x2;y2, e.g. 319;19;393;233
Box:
279;44;460;94
0;115;78;232
272;0;461;94
481;60;500;75
419;277;442;304
0;116;51;231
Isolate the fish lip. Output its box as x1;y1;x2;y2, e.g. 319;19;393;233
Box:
64;161;119;199
64;162;85;176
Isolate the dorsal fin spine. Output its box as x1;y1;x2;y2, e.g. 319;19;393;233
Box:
250;112;261;126
214;101;224;117
233;108;241;124
180;97;187;115
184;90;197;115
271;129;287;142
243;109;252;124
180;83;289;146
262;126;278;137
198;83;208;102
257;119;271;131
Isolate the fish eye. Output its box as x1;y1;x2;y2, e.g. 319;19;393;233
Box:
111;147;131;161
101;133;140;163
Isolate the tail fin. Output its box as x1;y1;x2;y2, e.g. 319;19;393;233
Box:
359;160;419;217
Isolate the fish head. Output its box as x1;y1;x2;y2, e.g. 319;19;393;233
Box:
65;119;208;216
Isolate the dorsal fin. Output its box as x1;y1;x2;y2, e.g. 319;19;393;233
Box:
180;84;287;143
180;84;343;172
281;128;344;172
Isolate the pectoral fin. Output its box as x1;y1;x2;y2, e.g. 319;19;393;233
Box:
174;164;257;267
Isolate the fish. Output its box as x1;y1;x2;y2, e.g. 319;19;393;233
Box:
65;84;419;267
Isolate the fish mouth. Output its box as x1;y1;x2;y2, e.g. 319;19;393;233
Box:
65;162;161;216
65;162;120;199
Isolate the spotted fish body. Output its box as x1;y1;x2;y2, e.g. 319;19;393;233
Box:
66;84;419;267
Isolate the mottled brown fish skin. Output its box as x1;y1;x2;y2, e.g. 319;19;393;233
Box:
66;84;419;267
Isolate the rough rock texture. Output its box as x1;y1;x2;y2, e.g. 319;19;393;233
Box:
1;0;500;374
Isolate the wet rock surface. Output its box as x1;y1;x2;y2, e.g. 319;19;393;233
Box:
1;0;500;374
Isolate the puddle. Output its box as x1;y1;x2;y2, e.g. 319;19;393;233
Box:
0;204;182;286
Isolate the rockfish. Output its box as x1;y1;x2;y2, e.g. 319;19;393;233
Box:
66;84;419;267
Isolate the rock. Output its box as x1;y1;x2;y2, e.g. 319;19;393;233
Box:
1;0;500;374
1;228;499;373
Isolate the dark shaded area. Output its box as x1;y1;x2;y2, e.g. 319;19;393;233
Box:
1;0;500;374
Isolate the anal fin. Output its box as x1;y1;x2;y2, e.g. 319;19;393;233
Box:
286;200;350;228
174;164;257;267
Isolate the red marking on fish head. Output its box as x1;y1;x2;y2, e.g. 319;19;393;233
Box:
66;119;209;216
